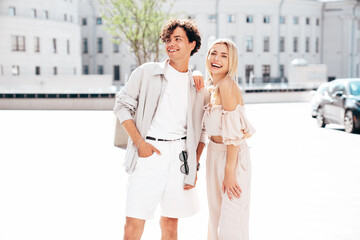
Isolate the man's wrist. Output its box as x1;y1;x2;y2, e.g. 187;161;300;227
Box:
136;138;144;148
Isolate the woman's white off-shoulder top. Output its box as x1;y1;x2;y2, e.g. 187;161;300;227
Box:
203;104;256;146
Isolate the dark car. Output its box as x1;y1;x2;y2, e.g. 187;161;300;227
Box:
316;78;360;133
311;82;329;118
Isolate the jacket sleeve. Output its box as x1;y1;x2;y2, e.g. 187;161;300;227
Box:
113;66;143;123
199;88;210;144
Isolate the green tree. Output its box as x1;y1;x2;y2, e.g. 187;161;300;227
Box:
100;0;175;66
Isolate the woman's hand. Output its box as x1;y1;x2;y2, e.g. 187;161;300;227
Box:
192;70;204;92
222;172;242;200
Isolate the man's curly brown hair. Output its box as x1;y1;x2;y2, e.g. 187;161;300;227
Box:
160;19;201;56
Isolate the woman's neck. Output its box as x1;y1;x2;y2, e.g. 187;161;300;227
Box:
212;73;226;86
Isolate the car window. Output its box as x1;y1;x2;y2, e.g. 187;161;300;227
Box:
349;81;360;96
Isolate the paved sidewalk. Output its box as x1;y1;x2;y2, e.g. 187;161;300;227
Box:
1;103;359;240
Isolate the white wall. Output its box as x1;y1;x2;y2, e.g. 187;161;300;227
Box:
0;0;81;77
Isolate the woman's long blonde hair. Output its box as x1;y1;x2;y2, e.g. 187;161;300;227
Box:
206;38;239;84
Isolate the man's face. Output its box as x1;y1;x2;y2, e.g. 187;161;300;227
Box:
164;27;195;63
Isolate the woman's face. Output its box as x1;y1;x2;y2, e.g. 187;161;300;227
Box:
207;43;229;78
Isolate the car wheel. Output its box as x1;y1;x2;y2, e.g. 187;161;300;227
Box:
317;108;326;128
344;110;356;133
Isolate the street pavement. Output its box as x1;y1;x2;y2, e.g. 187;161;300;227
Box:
0;102;359;240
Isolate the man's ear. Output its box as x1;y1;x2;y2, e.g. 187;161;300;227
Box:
190;41;196;51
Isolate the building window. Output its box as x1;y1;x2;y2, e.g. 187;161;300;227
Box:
34;37;40;52
31;9;37;18
262;65;271;82
53;67;58;75
316;38;320;53
293;37;298;52
12;65;20;76
96;17;102;25
305;37;310;53
279;65;284;78
209;14;216;23
113;42;120;53
263;16;270;23
245;65;254;83
83;38;88;53
35;66;40;75
11;36;26;51
358;20;360;30
97;37;103;53
70;15;73;22
73;67;76;75
43;10;48;19
263;36;270;52
280;16;285;24
82;18;87;25
306;17;310;25
0;65;3;76
53;39;57;53
83;65;89;74
98;65;104;74
279;37;285;52
246;36;253;52
293;16;299;25
114;65;120;81
228;14;236;23
9;7;16;16
67;40;70;54
316;18;320;26
246;15;253;23
64;14;67;21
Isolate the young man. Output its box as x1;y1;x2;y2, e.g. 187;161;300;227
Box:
113;19;207;239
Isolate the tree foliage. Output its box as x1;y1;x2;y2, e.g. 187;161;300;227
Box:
100;0;175;66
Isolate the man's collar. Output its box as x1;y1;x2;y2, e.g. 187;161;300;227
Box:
152;59;193;76
152;59;168;76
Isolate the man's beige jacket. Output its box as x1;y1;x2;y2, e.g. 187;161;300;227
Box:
114;60;208;186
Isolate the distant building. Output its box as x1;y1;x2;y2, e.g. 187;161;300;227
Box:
323;0;360;79
0;0;81;77
79;0;325;85
1;0;360;87
78;0;133;86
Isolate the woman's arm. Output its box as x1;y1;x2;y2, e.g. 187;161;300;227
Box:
219;78;242;200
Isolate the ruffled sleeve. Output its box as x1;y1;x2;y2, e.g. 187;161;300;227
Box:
221;106;256;146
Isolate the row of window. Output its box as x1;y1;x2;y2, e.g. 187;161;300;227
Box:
82;38;120;54
4;65;76;76
8;6;73;22
82;65;121;81
82;17;102;26
11;36;71;54
200;14;320;26
245;36;320;53
244;65;285;82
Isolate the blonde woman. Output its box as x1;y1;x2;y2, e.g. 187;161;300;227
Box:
202;39;255;240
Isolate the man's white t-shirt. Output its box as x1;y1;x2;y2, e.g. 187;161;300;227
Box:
147;62;190;140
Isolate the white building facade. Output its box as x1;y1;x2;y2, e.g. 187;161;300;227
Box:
1;0;359;86
78;0;135;85
323;0;360;79
0;0;81;77
79;0;330;85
